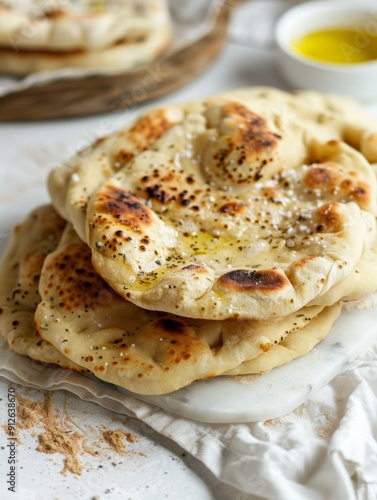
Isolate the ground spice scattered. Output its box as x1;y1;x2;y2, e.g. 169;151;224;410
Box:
102;430;127;454
9;389;142;475
37;429;84;475
102;429;138;454
16;391;84;475
17;392;50;429
63;455;83;476
126;431;138;444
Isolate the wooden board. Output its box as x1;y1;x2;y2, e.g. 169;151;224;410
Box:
0;4;235;121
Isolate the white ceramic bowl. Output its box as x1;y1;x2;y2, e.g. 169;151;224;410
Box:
275;0;377;100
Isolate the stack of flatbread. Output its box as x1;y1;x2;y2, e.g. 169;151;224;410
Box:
2;87;377;395
0;0;171;75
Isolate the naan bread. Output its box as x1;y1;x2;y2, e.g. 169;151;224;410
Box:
0;23;170;75
48;87;377;237
221;88;377;165
308;240;377;307
34;221;333;395
86;136;375;320
49;105;190;238
46;88;377;320
0;0;170;52
224;303;341;376
0;205;85;370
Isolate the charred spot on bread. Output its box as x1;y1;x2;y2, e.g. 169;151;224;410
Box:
217;268;290;293
94;185;152;232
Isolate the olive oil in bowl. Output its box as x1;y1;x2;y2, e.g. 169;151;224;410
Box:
292;28;377;64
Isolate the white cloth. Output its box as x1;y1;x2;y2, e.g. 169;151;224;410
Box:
1;335;376;499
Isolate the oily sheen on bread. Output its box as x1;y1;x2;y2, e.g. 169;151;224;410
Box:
0;0;170;52
0;203;370;394
0;205;85;370
85;120;376;318
47;88;377;320
33;220;336;395
3;86;377;396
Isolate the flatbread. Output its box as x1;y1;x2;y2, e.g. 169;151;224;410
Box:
0;205;85;370
46;88;377;320
0;205;370;394
48;87;377;237
0;0;170;52
224;303;341;376
308;240;377;307
219;88;377;165
86;134;375;320
225;243;377;376
0;23;171;75
49;105;189;238
34;220;333;395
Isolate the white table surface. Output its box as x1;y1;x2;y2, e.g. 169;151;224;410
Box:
1;10;376;499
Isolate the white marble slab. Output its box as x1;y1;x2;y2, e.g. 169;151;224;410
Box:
121;308;377;423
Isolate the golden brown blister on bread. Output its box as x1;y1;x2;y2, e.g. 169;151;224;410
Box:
47;87;377;320
201;102;284;186
86;135;375;320
49;105;189;239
